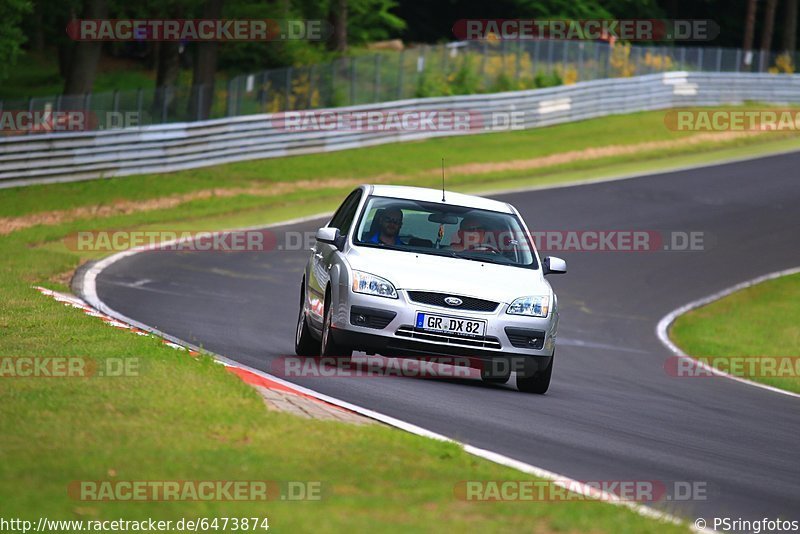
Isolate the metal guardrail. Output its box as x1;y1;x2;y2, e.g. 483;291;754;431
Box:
1;72;800;189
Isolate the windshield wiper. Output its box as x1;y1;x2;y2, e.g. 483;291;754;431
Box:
448;250;514;266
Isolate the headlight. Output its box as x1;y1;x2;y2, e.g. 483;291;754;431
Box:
351;271;397;299
507;295;550;317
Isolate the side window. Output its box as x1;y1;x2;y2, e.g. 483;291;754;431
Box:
328;190;362;234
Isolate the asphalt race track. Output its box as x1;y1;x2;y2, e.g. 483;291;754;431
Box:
90;152;800;521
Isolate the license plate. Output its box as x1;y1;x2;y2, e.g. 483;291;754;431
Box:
415;312;486;337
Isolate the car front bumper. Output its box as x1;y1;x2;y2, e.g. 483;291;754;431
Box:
331;288;558;369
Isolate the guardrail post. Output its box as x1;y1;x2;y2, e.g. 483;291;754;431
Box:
196;85;204;121
349;57;356;105
285;67;292;111
374;54;381;102
260;71;268;111
226;79;235;117
309;64;317;109
161;87;169;122
716;48;723;72
397;49;404;100
26;97;33;135
330;61;336;108
480;41;487;83
136;88;143;120
112;90;119;114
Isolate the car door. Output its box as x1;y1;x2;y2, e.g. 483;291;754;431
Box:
307;189;362;328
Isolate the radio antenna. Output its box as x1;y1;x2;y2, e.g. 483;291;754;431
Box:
441;158;446;202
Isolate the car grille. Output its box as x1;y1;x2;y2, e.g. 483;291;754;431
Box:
395;325;502;349
406;291;499;312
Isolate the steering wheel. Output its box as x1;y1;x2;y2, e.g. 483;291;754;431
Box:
469;244;501;254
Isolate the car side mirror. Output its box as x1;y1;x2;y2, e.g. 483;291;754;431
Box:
542;256;567;275
316;227;346;251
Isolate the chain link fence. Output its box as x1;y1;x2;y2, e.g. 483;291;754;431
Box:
1;40;797;134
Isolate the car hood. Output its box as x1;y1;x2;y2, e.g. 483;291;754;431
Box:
345;246;549;303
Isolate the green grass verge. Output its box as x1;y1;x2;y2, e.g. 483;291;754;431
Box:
3;107;800;219
670;273;800;393
4;107;800;532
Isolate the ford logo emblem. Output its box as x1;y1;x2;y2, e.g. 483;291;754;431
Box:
444;297;463;306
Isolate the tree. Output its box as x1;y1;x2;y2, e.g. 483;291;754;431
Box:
0;0;32;80
63;0;108;95
760;0;779;52
783;0;798;54
328;0;347;52
348;0;406;45
187;0;222;120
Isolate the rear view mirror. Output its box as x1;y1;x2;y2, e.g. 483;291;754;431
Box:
315;227;346;251
428;213;459;224
542;256;567;275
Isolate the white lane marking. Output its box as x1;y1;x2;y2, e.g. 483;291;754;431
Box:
79;216;688;529
656;266;800;400
558;337;649;354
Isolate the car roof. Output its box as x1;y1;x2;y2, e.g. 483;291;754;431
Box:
365;184;514;214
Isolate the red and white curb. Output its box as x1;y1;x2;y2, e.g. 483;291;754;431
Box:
656;266;800;400
35;286;198;354
33;284;351;415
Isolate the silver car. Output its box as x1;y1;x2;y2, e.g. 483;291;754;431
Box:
295;184;566;393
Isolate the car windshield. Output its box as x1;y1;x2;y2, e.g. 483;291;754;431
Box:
352;195;538;269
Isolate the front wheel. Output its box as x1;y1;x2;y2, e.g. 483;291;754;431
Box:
295;284;319;357
321;290;351;365
516;353;553;394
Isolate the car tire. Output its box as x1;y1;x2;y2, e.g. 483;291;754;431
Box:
295;283;320;357
516;352;553;394
321;288;351;365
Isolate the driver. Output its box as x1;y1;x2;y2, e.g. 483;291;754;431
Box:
450;215;488;251
368;206;404;245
